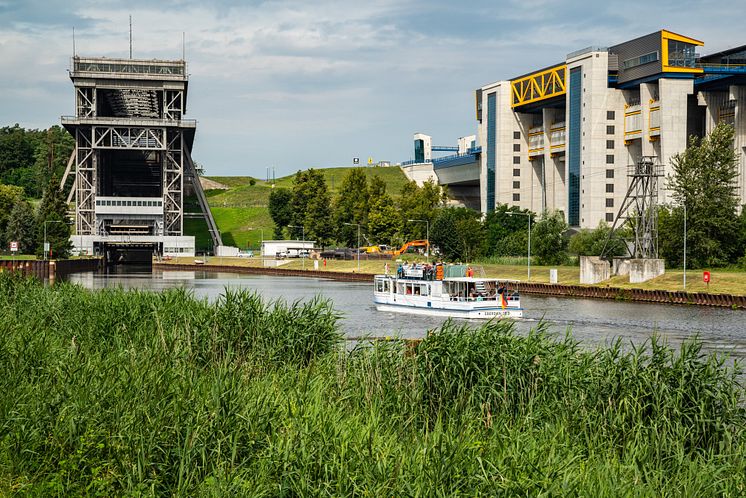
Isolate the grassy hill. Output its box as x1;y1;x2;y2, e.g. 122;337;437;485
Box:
184;166;409;252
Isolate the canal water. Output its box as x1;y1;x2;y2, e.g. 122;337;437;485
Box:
67;267;746;362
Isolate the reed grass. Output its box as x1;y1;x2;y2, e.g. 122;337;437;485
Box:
0;272;744;495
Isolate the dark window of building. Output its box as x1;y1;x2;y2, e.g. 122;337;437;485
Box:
607;125;615;135
513;168;520;176
607;111;615;120
606;213;614;222
568;66;582;226
606;169;614;179
606;198;614;208
606;183;614;193
668;40;696;68
513;193;520;202
513;156;520;164
513;181;520;189
513;143;521;152
414;139;424;163
513;131;521;139
621;51;659;70
486;94;496;211
606;139;614;149
606;154;615;164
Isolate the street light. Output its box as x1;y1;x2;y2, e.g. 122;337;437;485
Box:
407;219;429;263
43;220;63;261
683;203;687;290
344;222;361;272
247;227;264;256
287;224;305;270
507;212;532;281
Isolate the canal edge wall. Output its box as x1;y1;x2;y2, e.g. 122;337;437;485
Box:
154;263;746;310
0;258;102;281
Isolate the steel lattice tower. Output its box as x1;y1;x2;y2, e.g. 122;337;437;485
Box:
601;156;663;259
60;56;222;257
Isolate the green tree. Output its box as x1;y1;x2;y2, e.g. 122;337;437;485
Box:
368;175;387;202
483;204;534;255
0;182;24;248
5;199;37;254
665;123;740;267
268;188;293;239
290;169;333;247
532;210;569;265
430;207;485;262
398;179;446;240
568;221;626;257
36;177;72;259
0;124;35;177
334;168;369;247
368;195;401;246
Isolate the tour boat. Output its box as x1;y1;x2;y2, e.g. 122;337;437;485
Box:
373;264;523;319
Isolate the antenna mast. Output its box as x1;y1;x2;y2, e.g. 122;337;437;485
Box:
129;15;133;59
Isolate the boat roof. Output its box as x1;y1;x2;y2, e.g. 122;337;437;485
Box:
374;275;520;283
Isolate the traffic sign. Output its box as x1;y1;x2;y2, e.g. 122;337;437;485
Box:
9;241;18;252
353;157;360;165
703;271;711;283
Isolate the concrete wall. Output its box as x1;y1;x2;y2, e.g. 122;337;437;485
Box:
400;162;436;186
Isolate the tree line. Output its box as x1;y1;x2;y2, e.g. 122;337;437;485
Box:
0;124;74;198
0;177;72;258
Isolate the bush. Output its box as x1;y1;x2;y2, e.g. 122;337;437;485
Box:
532;210;569;265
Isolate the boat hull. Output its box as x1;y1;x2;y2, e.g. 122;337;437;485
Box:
375;302;522;320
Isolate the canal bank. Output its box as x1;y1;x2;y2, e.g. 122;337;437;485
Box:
0;258;102;281
154;262;746;310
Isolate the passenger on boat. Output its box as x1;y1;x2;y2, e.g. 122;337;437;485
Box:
466;266;474;278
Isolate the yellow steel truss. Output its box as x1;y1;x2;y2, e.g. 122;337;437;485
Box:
511;65;566;108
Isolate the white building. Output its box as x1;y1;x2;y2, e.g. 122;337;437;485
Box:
476;29;746;228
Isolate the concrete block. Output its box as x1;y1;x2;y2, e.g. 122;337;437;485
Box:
216;245;239;257
579;256;610;284
549;268;558;284
629;259;665;283
612;258;630;276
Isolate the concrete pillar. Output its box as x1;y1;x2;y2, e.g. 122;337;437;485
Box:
579;256;610;284
629;259;665;283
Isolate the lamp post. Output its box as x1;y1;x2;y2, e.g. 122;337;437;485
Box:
288;224;305;270
507;212;531;281
344;222;361;272
407;219;429;262
683;203;687;290
43;220;63;261
248;227;264;256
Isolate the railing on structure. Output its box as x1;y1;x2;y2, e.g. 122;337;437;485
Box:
696;62;746;74
71;58;186;77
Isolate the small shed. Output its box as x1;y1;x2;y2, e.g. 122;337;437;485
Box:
261;240;316;257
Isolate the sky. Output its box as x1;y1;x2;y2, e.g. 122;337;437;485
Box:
2;0;746;178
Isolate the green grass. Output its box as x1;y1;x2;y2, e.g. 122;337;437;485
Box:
1;274;745;495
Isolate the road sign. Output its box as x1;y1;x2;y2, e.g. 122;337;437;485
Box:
9;241;18;252
703;271;711;283
368;157;373;165
44;242;50;254
353;157;360;165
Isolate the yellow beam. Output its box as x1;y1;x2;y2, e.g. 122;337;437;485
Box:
511;65;567;108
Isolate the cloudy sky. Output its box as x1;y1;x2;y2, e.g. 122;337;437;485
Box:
2;0;745;177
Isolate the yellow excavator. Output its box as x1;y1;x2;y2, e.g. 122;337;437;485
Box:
392;240;430;257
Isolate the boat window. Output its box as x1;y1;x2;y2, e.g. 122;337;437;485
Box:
375;280;384;292
397;282;406;294
419;284;429;296
383;280;390;292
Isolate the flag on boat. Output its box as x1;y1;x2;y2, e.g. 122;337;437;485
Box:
500;293;507;309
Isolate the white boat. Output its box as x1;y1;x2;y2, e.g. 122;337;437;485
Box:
373;264;523;319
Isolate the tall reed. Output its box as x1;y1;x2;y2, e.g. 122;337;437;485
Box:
0;272;744;495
